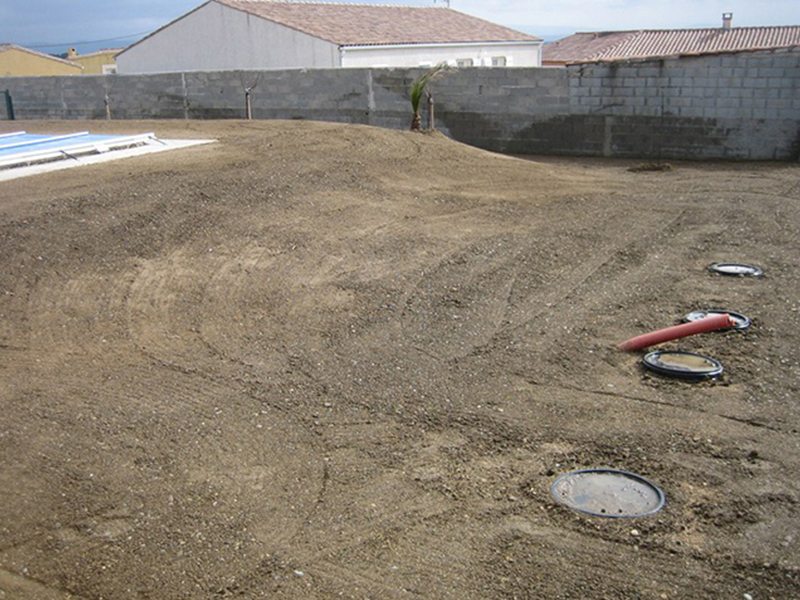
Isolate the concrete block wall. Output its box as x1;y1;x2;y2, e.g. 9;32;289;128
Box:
1;47;798;160
565;47;800;159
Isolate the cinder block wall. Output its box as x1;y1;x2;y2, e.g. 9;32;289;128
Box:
565;48;800;160
1;47;798;160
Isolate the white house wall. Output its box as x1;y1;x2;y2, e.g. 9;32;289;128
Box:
117;1;340;74
341;43;541;68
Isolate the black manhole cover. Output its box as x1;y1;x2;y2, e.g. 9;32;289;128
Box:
643;350;724;380
683;309;751;331
551;469;665;518
709;262;763;277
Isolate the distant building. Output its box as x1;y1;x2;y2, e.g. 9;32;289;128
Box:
116;0;542;74
67;48;122;74
0;43;83;76
543;14;800;65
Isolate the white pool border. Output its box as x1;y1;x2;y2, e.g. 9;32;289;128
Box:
0;137;215;182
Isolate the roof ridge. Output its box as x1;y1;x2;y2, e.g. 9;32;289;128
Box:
214;0;539;45
585;30;638;61
225;0;447;7
0;43;85;69
70;48;125;58
574;24;800;36
576;43;800;65
119;0;540;56
545;25;800;63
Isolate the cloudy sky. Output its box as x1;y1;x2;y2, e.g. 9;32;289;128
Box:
2;0;799;54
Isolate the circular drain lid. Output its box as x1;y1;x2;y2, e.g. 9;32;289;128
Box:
709;262;763;277
643;350;723;380
551;469;665;518
684;309;751;331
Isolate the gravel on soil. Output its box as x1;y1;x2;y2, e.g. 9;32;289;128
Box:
1;119;799;600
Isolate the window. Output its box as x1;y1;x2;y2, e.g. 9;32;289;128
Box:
102;64;117;75
456;58;473;67
491;56;507;67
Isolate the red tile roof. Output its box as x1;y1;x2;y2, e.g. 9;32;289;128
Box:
543;26;800;64
215;0;540;46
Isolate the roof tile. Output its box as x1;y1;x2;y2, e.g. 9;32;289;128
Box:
544;26;800;63
215;0;540;46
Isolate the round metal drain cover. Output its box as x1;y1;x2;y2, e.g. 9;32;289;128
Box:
709;262;763;277
551;469;665;518
683;309;751;331
643;350;723;380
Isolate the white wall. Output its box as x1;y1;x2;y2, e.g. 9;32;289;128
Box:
341;42;542;69
117;1;340;74
117;1;541;73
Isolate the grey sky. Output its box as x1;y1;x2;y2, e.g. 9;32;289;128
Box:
2;0;798;54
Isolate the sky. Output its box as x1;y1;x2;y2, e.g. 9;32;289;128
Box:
2;0;799;55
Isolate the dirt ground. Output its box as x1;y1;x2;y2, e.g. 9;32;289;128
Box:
1;119;799;600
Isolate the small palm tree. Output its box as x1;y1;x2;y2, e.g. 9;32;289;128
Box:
409;62;453;132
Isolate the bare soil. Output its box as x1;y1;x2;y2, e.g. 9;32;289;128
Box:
1;119;799;600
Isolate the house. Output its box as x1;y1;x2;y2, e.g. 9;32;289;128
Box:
0;43;83;76
67;48;122;74
543;14;800;65
116;0;542;74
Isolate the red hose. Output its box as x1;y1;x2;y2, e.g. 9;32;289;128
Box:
619;313;735;351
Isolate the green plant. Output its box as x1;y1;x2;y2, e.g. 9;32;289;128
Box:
409;62;454;131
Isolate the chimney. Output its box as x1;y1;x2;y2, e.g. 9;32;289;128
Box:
67;48;78;59
722;13;733;30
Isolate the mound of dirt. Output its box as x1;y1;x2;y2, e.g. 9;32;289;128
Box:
1;119;799;599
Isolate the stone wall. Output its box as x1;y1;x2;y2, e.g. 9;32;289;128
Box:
2;46;799;160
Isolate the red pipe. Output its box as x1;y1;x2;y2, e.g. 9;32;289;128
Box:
619;313;735;351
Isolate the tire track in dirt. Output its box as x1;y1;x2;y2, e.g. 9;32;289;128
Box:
0;265;137;384
301;515;477;600
398;199;683;362
518;379;791;437
500;208;688;333
0;509;137;568
198;240;360;373
3;121;799;599
0;567;89;600
189;241;289;374
117;236;352;564
309;560;425;599
482;519;765;599
125;249;218;373
0;367;329;599
454;198;767;397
